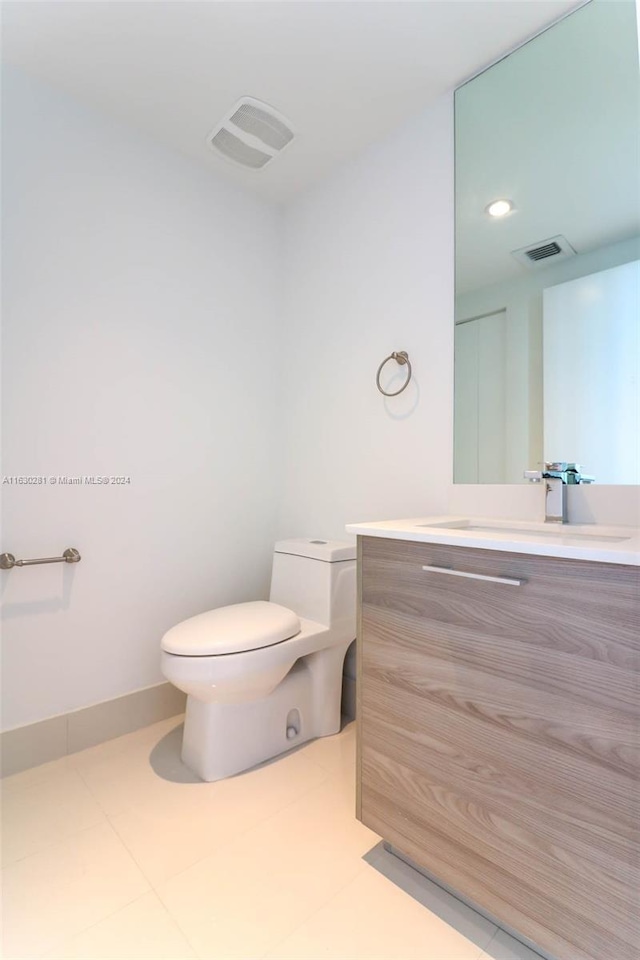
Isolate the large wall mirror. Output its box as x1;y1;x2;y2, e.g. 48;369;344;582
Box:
454;0;639;484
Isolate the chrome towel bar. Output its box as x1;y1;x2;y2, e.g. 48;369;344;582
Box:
0;548;81;570
421;564;525;587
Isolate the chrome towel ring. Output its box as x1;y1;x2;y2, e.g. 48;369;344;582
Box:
376;351;412;397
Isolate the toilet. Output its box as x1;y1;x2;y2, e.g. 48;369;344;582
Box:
160;539;356;781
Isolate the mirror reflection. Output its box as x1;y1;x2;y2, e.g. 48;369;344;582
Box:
454;0;640;484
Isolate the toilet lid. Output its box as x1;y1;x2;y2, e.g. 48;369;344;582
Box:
161;601;301;657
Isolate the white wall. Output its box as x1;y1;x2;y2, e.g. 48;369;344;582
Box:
544;260;640;483
277;96;453;686
277;95;454;543
1;68;282;730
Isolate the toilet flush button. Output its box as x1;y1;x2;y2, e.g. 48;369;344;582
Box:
286;726;297;740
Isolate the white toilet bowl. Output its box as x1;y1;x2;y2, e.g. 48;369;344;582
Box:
161;539;356;781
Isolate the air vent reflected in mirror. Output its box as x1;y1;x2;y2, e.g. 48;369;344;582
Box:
511;235;576;269
526;240;562;261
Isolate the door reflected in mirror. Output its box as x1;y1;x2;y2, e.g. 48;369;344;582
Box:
454;0;640;484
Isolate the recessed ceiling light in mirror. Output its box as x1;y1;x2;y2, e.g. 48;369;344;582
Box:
485;199;514;218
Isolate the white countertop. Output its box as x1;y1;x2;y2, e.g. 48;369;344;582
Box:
345;516;640;566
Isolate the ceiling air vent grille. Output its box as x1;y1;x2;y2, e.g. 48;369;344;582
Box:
210;129;271;169
208;97;295;171
511;235;576;269
526;240;562;261
229;103;294;152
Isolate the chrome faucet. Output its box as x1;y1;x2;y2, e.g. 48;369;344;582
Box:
523;462;595;523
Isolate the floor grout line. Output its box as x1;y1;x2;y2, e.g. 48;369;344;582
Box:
123;746;345;892
41;890;154;960
1;816;114;875
148;768;336;895
256;855;371;960
150;888;201;960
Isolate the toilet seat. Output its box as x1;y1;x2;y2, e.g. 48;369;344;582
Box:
161;601;301;657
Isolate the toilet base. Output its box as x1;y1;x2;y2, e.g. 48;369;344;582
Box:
181;645;346;781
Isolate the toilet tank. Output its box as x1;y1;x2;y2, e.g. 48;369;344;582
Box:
269;539;357;644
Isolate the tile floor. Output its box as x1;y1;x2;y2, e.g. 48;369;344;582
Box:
1;716;543;960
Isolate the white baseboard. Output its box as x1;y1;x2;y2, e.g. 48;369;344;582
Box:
1;682;186;778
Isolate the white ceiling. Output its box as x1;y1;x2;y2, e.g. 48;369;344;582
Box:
1;0;582;204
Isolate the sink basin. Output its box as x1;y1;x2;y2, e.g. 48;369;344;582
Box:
418;519;631;543
345;516;639;564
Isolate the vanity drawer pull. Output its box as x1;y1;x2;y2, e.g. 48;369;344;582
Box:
421;565;526;587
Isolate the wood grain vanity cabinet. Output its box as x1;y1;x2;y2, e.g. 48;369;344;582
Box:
356;536;640;960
